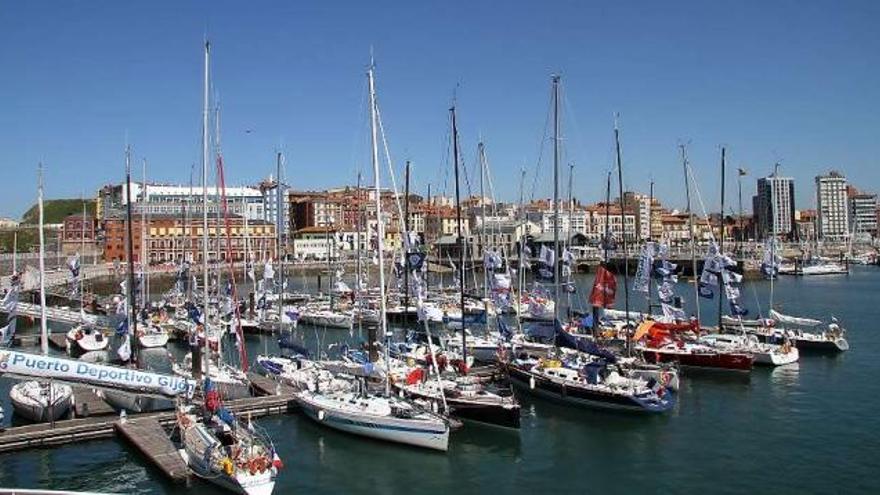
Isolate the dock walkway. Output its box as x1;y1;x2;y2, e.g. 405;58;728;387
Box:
115;417;188;482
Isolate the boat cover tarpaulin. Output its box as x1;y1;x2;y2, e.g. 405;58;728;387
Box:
769;309;822;327
0;349;196;397
554;320;617;363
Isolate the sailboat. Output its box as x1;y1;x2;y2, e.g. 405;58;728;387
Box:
174;41;281;495
294;59;450;451
508;78;674;413
10;164;74;423
172;45;252;401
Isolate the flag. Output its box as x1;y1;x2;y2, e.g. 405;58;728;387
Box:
661;303;687;321
658;281;675;303
498;319;513;341
738;168;747;176
67;253;81;279
562;248;575;265
263;260;275;280
580;313;594;329
588;265;617;308
247;261;256;283
117;335;131;361
722;270;743;284
0;283;20;344
539;245;555;267
698;282;714;299
729;300;749;316
116;318;129;336
406;251;426;271
282;309;300;324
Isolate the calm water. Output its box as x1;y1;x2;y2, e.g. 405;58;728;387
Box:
1;267;878;494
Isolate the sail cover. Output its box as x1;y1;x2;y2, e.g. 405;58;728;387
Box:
769;309;821;327
0;349;196;397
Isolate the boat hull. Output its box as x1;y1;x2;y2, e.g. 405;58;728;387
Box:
508;366;675;413
9;382;73;423
641;349;754;371
296;394;449;451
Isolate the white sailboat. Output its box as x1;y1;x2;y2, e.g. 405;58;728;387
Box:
175;41;280;495
10;164;74;423
294;59;450;451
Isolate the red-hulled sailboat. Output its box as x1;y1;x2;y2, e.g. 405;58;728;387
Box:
635;320;754;372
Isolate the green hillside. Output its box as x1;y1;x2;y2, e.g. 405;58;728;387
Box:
20;199;95;225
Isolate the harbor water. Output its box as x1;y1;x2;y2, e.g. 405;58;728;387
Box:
0;267;878;494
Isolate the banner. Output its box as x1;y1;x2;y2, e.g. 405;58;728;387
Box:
0;350;195;397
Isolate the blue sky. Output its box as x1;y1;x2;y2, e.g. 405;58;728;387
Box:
1;0;877;219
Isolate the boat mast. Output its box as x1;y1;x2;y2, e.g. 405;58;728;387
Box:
516;166;525;336
201;40;211;380
646;180;654;314
717;147;726;332
276;152;284;316
355;171;363;337
681;144;700;324
124;149;139;363
613;115;631;355
367;61;390;395
478;142;488;302
404;161;411;313
141;158;148;310
80;198;86;312
770;164;778;310
551;75;561;323
451;104;466;365
566;162;574;316
37;164;48;356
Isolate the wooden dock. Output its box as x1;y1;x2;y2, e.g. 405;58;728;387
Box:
248;371;297;397
115;417;188;482
0;391;295;455
72;387;116;418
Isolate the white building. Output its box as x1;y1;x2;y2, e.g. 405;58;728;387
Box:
754;174;795;239
849;193;877;238
816;171;849;241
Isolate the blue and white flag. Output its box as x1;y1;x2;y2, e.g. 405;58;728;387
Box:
117;335;131;362
0;282;20;345
67;253;81;279
729;300;749;316
116;318;129;336
539;245;555;267
698;281;714;299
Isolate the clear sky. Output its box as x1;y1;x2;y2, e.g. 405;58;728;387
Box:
1;0;877;219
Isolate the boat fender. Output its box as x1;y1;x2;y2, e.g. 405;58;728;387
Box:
660;371;671;387
317;409;325;421
398;390;404;398
431;401;438;413
220;457;234;476
529;376;536;390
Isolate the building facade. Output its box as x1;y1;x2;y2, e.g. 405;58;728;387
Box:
815;171;849;241
849;192;877;238
754;175;796;240
102;214;276;264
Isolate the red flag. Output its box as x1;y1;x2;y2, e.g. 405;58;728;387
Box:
589;265;617;308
